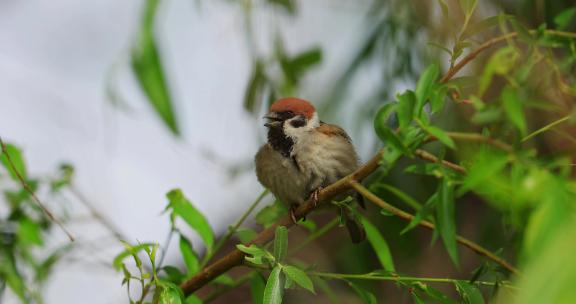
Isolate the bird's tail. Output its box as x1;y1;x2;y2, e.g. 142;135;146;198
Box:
344;208;366;243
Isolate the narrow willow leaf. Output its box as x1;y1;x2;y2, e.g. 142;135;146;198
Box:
347;281;377;304
273;226;288;263
462;15;504;39
0;143;27;181
360;216;395;272
236;244;267;256
244;61;266;115
166;189;214;254
420;124;456;149
461;150;508;193
479;47;518;95
455;281;485;304
250;273;266;304
397;90;416;129
378;184;422;211
502;86;527;136
236;227;258;243
132;0;179;135
162;266;185;284
373;103;397;130
263;266;284;304
459;0;478;17
415;63;440;117
401;194;437;234
554;8;576;30
179;235;199;276
214;274;235;286
282;265;315;293
436;179;459;266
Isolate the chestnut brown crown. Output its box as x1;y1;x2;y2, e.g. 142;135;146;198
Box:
269;97;316;119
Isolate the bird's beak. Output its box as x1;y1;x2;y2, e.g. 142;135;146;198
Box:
263;112;282;128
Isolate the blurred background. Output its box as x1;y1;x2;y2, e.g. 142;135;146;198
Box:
0;0;575;303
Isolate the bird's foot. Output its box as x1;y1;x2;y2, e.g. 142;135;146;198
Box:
289;204;301;224
308;187;323;207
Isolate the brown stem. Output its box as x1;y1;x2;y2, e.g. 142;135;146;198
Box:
0;136;75;242
414;149;467;174
350;181;519;275
440;33;518;84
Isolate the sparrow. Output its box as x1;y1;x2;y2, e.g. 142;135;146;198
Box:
255;97;366;243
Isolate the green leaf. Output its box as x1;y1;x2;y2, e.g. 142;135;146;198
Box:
132;0;179;135
273;226;288;263
250;273;266;304
436;179;459;266
157;284;183;304
554;8;576;30
347;281;377;304
455;281;485;304
162;266;186;284
256;200;288;228
263;266;284;304
282;265;315;293
378;184;422;211
166;189;214;254
401;194;437;234
415;63;440;117
17;217;43;246
479;47;518;95
373;103;397;133
458;0;477;17
376;127;410;156
179;235;200;276
185;295;203;304
236;227;258;243
360;216;395;272
430;85;448;114
237;244;267;265
502;86;527;136
462;15;504;39
461;149;508;193
397;90;416;129
214;274;235;286
0;143;27;181
420;124;456;149
113;242;155;271
244;61;266;115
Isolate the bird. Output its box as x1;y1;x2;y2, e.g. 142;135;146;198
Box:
255;97;366;243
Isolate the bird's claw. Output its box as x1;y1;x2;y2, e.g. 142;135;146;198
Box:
308;187;323;207
289;204;299;224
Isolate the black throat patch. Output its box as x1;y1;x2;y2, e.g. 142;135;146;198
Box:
267;125;294;158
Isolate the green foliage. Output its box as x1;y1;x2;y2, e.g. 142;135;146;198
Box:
0;141;74;303
132;0;179;135
166;189;215;255
360;216;396;272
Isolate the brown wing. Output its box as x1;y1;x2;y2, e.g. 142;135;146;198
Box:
317;122;352;143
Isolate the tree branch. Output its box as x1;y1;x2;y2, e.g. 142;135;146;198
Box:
178;151;384;295
350;181;519;275
179;146;519;295
0;136;75;242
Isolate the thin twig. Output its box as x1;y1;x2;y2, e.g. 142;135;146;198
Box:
0;136;74;242
310;271;517;289
289;218;340;255
350;181;519;275
414;149;467;174
522;115;572;142
69;184;127;240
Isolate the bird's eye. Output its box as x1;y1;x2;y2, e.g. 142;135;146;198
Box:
290;117;306;128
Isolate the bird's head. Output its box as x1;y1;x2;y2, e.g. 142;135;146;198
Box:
264;97;320;156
